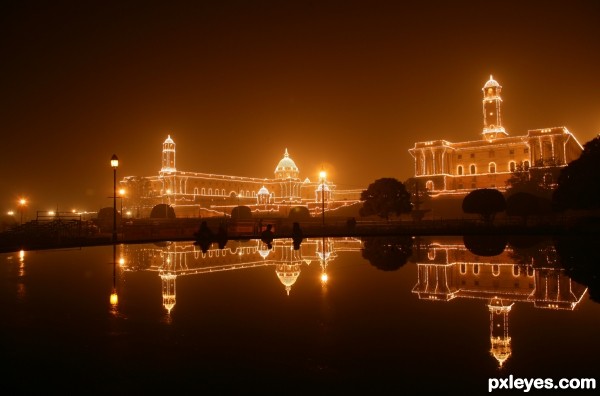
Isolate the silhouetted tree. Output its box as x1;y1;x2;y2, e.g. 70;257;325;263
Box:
359;178;412;220
553;135;600;211
97;207;121;232
288;206;311;220
231;206;252;219
506;192;539;224
463;234;507;256
462;188;506;224
404;178;431;221
150;204;176;219
505;159;559;199
361;236;413;271
555;232;600;303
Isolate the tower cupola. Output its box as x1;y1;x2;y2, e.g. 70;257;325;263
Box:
161;135;176;172
482;75;508;141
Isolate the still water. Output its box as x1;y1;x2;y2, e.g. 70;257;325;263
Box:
2;235;598;393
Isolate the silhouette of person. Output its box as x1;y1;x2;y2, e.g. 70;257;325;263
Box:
292;222;303;250
261;224;274;249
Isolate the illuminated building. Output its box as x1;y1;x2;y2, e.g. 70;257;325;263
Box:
120;136;362;217
411;237;588;368
408;76;583;194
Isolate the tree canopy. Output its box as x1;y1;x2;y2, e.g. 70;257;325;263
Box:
359;178;412;220
462;188;506;224
150;204;176;219
553;135;600;211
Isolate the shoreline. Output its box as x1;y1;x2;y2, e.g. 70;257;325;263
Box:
1;217;598;254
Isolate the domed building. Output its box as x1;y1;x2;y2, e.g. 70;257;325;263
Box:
120;137;362;218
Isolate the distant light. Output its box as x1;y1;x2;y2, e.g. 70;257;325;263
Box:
319;170;326;180
321;273;328;283
119;188;126;196
119;257;125;266
111;154;119;168
126;211;132;216
19;250;25;260
48;211;55;216
7;210;14;216
19;198;27;206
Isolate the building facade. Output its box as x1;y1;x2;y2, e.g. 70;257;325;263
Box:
408;76;583;194
120;136;362;218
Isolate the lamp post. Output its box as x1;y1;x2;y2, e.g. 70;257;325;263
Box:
111;154;119;243
18;198;27;225
118;188;125;218
319;170;326;226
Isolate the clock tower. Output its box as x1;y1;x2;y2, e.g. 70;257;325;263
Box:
482;75;508;141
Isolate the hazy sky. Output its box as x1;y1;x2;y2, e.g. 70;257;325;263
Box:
2;0;599;214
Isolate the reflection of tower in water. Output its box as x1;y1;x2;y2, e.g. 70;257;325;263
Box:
411;238;588;369
121;238;362;313
488;298;513;368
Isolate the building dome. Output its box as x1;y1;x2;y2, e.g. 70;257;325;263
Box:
483;75;500;89
274;149;299;179
164;135;174;144
258;186;269;195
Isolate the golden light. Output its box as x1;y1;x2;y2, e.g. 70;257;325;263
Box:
19;198;27;206
321;273;328;283
166;189;171;194
319;170;326;180
19;250;25;261
110;154;119;168
125;211;132;216
7;210;14;216
119;188;126;196
110;290;119;306
119;257;125;266
48;211;55;216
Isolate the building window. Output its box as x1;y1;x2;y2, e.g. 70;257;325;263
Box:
425;180;433;190
470;153;475;158
457;165;463;175
458;154;462;159
509;149;514;155
509;161;516;172
492;264;500;276
473;264;480;275
489;162;496;173
460;263;466;274
524;147;529;154
471;182;476;188
489;150;495;158
524;160;530;170
458;183;464;189
208;188;212;195
201;188;206;195
470;164;476;174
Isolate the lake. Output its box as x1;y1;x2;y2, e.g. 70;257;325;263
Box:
1;235;598;394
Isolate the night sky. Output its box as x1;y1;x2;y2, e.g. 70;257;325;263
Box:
2;0;599;214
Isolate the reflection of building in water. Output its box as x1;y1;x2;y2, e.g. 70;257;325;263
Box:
412;239;588;368
120;136;362;217
120;238;363;313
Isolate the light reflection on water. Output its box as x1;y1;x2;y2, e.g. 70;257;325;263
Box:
1;236;598;393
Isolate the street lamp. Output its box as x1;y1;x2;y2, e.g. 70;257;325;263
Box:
18;198;27;225
111;154;119;243
319;170;326;226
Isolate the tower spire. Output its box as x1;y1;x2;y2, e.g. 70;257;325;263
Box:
481;76;508;141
